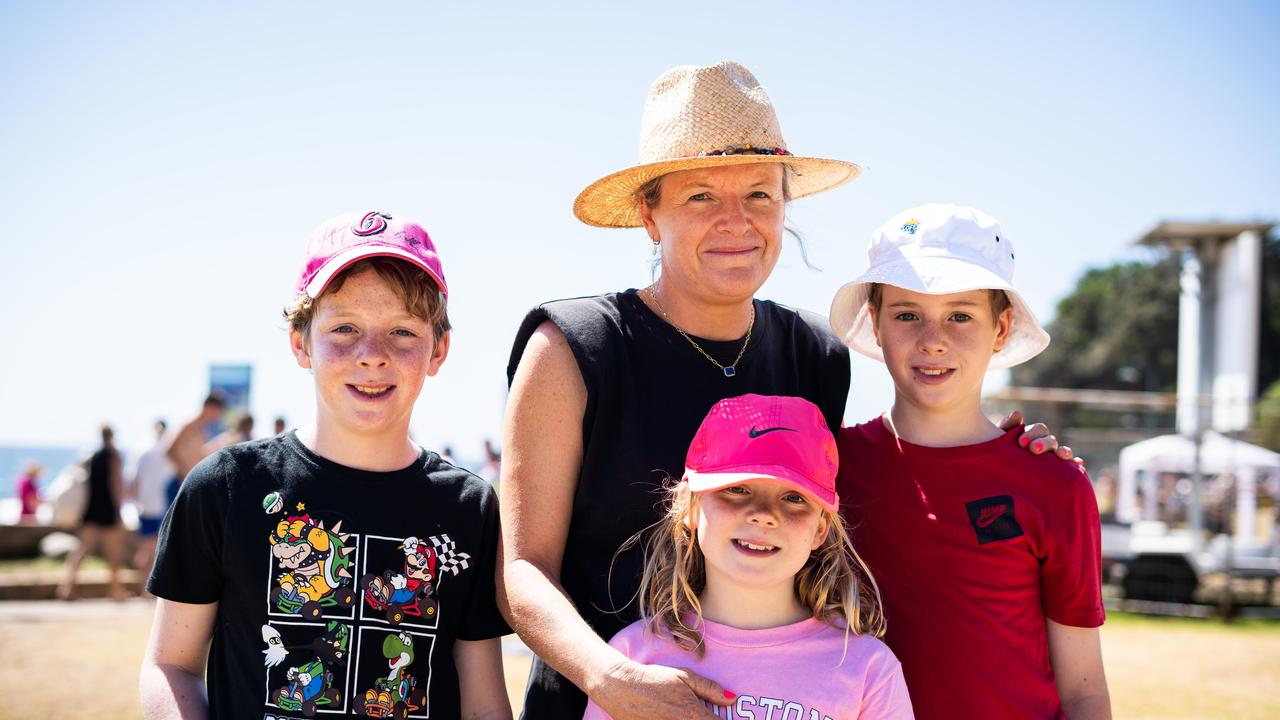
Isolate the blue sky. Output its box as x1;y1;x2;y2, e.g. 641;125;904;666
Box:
2;1;1277;462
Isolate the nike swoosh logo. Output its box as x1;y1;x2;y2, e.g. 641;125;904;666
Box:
748;426;796;438
976;504;1008;528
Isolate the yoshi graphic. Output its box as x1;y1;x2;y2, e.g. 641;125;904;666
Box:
355;632;427;718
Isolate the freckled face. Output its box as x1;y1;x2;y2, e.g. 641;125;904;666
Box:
694;481;828;595
290;267;449;440
871;286;1012;415
640;163;786;307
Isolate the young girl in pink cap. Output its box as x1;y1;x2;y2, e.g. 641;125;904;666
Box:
583;394;913;720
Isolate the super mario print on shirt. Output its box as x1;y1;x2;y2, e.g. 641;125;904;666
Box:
148;432;507;720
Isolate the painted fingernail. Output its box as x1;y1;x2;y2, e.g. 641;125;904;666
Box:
1019;436;1030;447
724;690;737;700
1032;441;1044;452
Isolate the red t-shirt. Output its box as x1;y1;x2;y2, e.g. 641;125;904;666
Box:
837;417;1105;720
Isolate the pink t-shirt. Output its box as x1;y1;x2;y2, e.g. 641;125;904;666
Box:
583;617;913;720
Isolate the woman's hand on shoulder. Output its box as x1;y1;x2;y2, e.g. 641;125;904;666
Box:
592;658;731;720
998;410;1084;465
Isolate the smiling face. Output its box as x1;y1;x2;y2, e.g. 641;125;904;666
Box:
871;285;1012;418
693;480;828;600
640;163;786;308
290;266;449;443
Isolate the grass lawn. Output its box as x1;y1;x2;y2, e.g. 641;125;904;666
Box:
0;603;1275;719
1102;612;1280;719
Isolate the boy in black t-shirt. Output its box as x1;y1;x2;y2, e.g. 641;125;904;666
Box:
140;211;511;720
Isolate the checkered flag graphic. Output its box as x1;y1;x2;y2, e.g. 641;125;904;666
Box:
428;533;471;576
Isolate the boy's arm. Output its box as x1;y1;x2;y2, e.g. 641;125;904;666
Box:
1047;620;1111;720
454;637;512;720
139;598;217;720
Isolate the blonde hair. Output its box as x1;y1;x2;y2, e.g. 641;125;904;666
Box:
629;480;886;657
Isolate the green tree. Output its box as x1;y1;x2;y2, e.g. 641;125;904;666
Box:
1011;255;1181;392
1257;379;1280;452
1259;233;1280;401
1012;233;1280;444
1256;233;1280;451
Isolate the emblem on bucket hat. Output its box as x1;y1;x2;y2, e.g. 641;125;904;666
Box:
573;61;862;228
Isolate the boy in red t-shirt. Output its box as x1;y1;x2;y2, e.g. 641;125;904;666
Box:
828;204;1111;719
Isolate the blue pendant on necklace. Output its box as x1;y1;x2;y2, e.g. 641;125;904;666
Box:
723;366;736;378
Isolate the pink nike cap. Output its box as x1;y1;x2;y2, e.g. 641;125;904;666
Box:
295;210;448;300
683;394;839;512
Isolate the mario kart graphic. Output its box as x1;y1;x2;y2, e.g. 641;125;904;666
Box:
265;493;358;618
361;535;469;625
276;657;341;717
266;621;351;717
355;632;428;718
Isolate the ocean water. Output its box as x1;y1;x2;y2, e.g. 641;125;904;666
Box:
0;445;81;498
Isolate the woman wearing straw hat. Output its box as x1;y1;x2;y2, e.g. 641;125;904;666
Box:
498;61;1059;719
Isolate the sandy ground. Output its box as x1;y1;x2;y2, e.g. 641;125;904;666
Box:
1;600;1277;719
0;599;531;719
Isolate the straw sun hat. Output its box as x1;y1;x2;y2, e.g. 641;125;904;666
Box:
573;61;861;228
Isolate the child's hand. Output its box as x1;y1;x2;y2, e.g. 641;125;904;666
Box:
595;658;731;719
999;410;1085;465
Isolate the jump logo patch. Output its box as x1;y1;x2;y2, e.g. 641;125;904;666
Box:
965;494;1024;545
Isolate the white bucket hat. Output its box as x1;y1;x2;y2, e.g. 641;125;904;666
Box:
828;203;1050;370
573;61;861;228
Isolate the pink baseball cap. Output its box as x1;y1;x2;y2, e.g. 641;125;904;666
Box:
682;394;839;512
296;210;448;300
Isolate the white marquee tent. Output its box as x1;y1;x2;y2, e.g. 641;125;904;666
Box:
1117;431;1280;542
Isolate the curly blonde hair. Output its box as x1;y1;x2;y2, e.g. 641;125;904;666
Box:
628;480;886;657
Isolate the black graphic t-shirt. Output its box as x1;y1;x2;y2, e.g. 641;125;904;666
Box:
149;432;508;720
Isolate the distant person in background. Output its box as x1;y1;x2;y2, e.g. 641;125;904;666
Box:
203;412;254;455
165;392;226;500
478;438;501;485
130;419;174;598
273;415;287;436
58;424;127;601
15;461;42;523
441;445;457;465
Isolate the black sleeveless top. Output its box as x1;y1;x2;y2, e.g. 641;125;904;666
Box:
82;446;120;526
505;290;850;719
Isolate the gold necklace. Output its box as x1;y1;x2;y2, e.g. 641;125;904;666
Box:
646;285;754;378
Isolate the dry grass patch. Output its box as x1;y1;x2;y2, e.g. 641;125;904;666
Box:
1102;612;1280;719
0;603;1276;719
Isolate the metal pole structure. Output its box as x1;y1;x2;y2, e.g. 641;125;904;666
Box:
1220;463;1236;621
1178;250;1205;551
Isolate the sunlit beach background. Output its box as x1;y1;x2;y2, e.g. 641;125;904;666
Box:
2;2;1278;718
